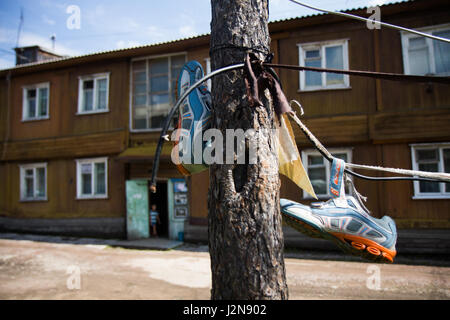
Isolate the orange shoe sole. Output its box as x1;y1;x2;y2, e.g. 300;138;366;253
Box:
282;212;396;263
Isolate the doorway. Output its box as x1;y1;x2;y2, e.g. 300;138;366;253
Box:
149;181;168;238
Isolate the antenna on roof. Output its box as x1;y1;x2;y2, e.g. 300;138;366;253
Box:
15;7;24;48
51;34;56;51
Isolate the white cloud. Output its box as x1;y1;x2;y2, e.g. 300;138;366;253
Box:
368;0;388;6
146;25;167;40
0;56;15;70
0;27;82;57
42;15;56;25
179;25;196;38
116;40;142;49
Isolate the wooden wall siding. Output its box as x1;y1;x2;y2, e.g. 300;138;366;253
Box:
188;169;209;219
1;129;127;161
277;25;378;118
128;162;183;180
376;8;450;112
187;47;210;69
185;142;450;227
369;109;450;143
380;143;450;223
8;59;129;141
292;114;368;146
0;80;7;142
0;158;125;219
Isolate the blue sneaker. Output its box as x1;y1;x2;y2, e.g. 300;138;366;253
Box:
174;60;212;175
280;196;397;263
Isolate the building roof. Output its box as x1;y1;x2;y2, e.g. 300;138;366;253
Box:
0;0;436;77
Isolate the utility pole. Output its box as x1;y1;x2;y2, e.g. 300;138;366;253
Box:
208;0;289;299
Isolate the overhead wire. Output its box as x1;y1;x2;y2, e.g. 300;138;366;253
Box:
149;61;450;191
288;0;450;43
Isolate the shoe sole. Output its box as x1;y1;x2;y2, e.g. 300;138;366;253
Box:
283;211;396;263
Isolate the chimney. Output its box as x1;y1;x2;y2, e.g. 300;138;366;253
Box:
14;45;62;65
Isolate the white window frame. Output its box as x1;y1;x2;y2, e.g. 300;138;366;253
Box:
301;148;353;199
410;142;450;199
298;39;350;92
22;82;50;121
77;73;110;115
129;52;187;132
76;157;108;199
19;163;47;201
401;23;450;76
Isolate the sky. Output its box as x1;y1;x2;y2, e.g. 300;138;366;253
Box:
0;0;399;70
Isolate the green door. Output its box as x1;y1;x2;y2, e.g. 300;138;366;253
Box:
126;180;149;240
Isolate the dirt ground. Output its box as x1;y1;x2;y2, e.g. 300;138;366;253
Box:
0;235;449;300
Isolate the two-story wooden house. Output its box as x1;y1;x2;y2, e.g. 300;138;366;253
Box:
0;0;449;248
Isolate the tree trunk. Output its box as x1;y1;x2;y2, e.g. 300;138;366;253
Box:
208;0;288;300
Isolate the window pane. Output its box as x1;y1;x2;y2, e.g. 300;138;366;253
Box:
305;59;321;87
433;30;450;74
36;167;46;197
28;97;36;118
83;90;93;111
325;45;344;85
150;58;168;74
150;75;169;92
308;167;327;194
38;88;48;117
81;163;92;195
134;83;146;95
409;38;430;75
133;71;146;82
82;173;92;195
134;107;147;129
25;176;34;198
134;94;146;106
95;162;106;195
150;114;166;129
83;80;94;90
171;55;186;68
305;49;320;59
150;93;169;106
27;89;36;98
417;149;438;161
96;78;107;110
418;162;440;193
332;153;348;162
308;155;323;165
444;149;450;193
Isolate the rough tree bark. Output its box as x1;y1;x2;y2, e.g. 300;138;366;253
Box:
208;0;289;299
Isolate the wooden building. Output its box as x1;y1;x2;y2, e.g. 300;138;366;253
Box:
0;0;449;243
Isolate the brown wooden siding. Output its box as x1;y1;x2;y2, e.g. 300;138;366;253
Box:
0;158;125;219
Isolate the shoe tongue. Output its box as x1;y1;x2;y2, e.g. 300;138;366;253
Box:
346;196;371;217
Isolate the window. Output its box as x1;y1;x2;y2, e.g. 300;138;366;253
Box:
76;157;108;199
411;143;450;199
301;149;352;198
131;54;186;130
298;39;349;91
22;83;49;120
401;24;450;75
78;73;109;114
20;163;47;201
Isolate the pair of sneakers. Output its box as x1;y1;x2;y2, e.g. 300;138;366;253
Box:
280;194;397;263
